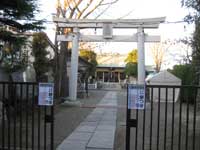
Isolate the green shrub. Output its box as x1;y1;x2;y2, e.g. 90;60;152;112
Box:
168;64;196;103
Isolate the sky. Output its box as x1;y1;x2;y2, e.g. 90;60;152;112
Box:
38;0;194;69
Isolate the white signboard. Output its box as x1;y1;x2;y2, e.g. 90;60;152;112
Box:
38;83;54;106
128;84;145;109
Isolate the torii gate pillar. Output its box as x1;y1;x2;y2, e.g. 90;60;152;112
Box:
137;27;145;84
69;27;79;100
53;17;166;100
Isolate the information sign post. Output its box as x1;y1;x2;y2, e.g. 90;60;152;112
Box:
38;83;54;106
128;84;145;110
126;84;146;150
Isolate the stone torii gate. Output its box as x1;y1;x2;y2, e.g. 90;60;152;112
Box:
53;17;165;100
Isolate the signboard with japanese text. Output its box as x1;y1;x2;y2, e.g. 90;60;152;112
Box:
38;83;54;106
128;84;145;109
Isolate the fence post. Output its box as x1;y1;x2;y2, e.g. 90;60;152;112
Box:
126;85;131;150
197;88;200;111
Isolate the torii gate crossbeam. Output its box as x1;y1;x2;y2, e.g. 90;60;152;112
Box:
53;17;165;100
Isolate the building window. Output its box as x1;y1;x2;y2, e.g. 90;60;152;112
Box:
97;72;103;81
120;72;126;80
104;72;109;82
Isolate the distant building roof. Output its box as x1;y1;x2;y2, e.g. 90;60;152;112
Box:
97;53;126;67
96;52;155;71
97;64;125;68
146;70;181;84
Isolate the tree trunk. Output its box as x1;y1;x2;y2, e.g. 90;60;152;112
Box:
54;26;60;98
59;41;69;97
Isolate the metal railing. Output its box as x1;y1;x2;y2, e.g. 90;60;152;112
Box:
126;84;200;150
0;82;54;150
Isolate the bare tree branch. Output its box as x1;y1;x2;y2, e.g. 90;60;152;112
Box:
151;43;166;72
83;0;119;18
118;9;135;19
66;0;73;12
69;0;83;18
83;0;104;18
100;0;119;6
72;0;82;14
95;3;112;19
77;0;94;19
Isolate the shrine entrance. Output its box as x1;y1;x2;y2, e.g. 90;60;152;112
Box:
53;17;165;100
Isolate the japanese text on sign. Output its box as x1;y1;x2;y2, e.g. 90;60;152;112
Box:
128;84;145;109
38;83;54;106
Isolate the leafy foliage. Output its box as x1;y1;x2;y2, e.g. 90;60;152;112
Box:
32;32;50;82
125;49;138;63
169;64;195;85
182;0;200;80
0;0;43;73
124;62;138;77
0;0;43;31
124;49;138;78
192;23;200;71
182;0;200;23
0;32;27;73
79;49;98;77
168;64;196;103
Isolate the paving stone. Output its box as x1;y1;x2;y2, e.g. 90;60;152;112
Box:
90;109;104;115
104;111;117;116
87;113;103;119
102;116;117;122
56;91;118;150
57;140;87;150
67;132;93;142
102;112;117;117
86;148;112;150
96;125;116;132
104;110;117;115
86;131;115;149
85;115;102;122
80;121;99;127
99;121;116;126
76;125;96;133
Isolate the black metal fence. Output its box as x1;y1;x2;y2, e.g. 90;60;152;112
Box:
126;85;200;150
0;82;54;150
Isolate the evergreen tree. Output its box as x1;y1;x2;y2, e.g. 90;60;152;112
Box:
0;0;43;72
182;0;200;108
182;0;200;82
32;32;50;82
124;62;138;78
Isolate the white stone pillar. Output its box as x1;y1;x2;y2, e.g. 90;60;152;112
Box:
69;28;79;100
137;27;145;84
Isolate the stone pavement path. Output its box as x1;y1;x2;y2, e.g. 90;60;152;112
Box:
56;91;117;150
